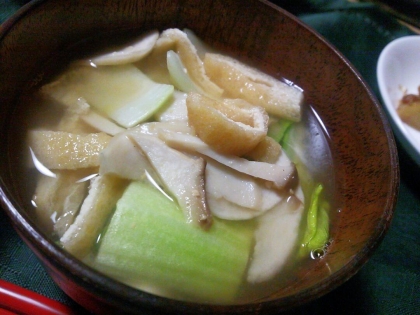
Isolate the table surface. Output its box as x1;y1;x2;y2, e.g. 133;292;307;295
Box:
1;0;419;314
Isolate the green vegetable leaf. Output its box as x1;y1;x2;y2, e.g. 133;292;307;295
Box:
300;184;329;256
268;119;293;143
91;180;255;303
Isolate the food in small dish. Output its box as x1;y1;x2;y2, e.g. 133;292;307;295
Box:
377;35;420;165
397;86;420;131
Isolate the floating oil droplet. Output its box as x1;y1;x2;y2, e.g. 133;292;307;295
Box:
310;248;325;259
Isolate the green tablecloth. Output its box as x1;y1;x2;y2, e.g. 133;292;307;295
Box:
1;0;419;314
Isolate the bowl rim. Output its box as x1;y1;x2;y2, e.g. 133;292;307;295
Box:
0;0;400;313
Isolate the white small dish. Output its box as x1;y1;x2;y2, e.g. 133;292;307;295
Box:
377;35;420;165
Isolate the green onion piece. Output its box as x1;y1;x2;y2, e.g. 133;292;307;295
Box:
92;180;255;303
167;50;201;93
268;119;293;143
42;64;174;128
281;122;315;194
111;83;174;127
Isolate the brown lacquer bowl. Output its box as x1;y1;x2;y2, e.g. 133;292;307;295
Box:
0;0;399;314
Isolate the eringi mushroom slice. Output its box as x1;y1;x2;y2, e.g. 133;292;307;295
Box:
99;133;157;181
128;133;211;228
159;130;296;190
81;30;159;66
130;120;194;137
81;110;126;136
206;196;263;220
155;90;189;122
247;195;304;283
205;160;283;220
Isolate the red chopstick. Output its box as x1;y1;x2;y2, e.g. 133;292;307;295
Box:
0;279;76;315
0;308;17;315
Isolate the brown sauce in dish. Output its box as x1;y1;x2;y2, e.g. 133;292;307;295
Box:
398;86;420;130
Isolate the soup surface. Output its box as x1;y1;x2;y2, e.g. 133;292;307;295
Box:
11;28;335;304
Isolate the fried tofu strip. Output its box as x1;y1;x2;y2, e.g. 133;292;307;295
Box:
60;175;128;258
204;53;303;121
28;131;111;170
245;136;282;163
32;170;91;235
186;93;268;156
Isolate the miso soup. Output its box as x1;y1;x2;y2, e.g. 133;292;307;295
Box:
10;28;336;304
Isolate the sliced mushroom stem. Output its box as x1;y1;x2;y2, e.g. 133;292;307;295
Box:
129;133;212;229
159;130;296;190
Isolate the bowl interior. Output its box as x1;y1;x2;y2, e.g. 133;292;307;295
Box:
0;0;399;313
